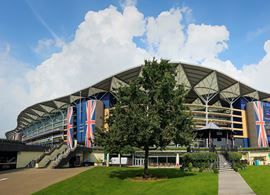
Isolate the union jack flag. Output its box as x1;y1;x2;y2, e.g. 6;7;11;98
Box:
254;101;268;147
85;100;96;148
66;106;74;148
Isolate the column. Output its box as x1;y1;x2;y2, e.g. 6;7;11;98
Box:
106;153;109;167
226;131;229;149
118;153;121;166
176;153;179;166
208;130;211;148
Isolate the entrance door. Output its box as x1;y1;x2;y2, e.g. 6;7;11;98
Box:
134;158;144;166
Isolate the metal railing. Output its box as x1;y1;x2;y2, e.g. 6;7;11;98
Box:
36;144;68;168
51;140;78;168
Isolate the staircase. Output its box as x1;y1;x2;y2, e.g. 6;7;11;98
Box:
36;144;68;168
49;140;78;168
218;153;233;172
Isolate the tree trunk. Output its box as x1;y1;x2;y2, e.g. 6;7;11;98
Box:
143;147;149;178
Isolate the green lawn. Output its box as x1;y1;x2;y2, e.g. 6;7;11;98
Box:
34;167;218;195
240;166;270;195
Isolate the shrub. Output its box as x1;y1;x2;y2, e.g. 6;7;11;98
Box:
233;166;239;172
188;162;193;172
181;152;217;170
199;167;204;172
227;152;242;162
226;152;247;170
232;161;246;171
180;165;185;171
213;167;219;174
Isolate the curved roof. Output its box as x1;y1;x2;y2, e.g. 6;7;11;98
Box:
6;62;270;137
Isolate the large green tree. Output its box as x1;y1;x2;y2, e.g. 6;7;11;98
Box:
95;59;194;177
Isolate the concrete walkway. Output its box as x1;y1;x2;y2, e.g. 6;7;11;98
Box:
0;167;91;195
218;154;255;195
219;171;256;195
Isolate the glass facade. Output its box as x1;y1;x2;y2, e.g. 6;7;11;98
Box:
22;109;66;145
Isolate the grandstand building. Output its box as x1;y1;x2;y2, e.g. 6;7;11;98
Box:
5;62;270;167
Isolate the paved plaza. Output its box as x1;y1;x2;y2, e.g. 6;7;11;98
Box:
0;167;90;195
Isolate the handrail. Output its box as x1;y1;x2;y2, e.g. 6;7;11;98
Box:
36;143;63;163
51;140;77;168
36;144;67;168
25;160;36;168
185;104;243;112
189;110;242;118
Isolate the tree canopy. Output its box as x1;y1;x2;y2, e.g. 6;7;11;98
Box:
95;59;194;177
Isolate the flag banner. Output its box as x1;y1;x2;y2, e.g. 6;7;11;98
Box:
66;106;74;148
85;100;96;148
76;100;86;143
254;101;268;147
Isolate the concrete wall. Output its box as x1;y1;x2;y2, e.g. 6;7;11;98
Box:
16;151;43;168
90;152;104;164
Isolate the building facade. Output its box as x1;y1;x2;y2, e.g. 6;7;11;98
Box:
6;63;270;150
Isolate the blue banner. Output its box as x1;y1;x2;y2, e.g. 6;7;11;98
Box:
76;100;86;143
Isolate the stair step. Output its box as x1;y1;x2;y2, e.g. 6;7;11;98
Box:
219;169;234;172
219;169;233;171
219;167;233;170
217;154;234;173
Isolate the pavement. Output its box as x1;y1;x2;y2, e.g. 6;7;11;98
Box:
218;154;255;195
0;167;91;195
219;171;256;195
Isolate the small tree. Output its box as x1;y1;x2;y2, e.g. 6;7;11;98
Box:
95;59;194;178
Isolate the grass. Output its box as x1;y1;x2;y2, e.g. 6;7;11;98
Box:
240;166;270;195
34;167;218;195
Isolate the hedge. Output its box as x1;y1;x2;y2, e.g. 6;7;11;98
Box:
181;152;217;169
226;152;247;172
227;152;242;162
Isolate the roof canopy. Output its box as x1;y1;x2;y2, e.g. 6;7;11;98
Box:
6;62;270;138
194;122;236;139
196;122;223;131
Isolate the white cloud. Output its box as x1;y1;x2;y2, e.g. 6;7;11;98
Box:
0;45;33;137
27;5;149;101
146;8;186;60
2;4;270;137
240;40;270;91
144;8;241;82
119;0;137;8
34;38;65;54
181;24;229;62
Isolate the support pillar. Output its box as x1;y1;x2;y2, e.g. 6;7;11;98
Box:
205;101;209;124
106;153;109;167
226;131;229;149
230;102;235;149
176;153;179;166
118;153;121;166
208;130;211;148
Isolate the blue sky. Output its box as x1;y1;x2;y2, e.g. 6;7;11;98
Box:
1;0;270;137
1;0;270;67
